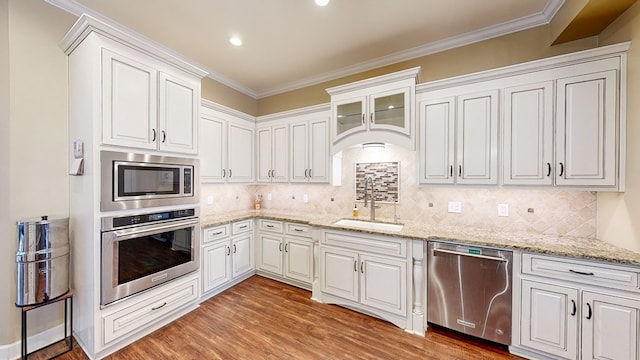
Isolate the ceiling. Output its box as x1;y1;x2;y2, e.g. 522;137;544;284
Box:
47;0;565;98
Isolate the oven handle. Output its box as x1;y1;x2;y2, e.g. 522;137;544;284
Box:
107;218;199;241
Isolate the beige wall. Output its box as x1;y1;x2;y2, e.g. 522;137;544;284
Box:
1;0;76;347
257;26;598;116
201;77;258;116
596;2;640;252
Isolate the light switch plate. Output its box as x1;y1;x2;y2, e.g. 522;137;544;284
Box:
498;203;509;217
303;194;309;203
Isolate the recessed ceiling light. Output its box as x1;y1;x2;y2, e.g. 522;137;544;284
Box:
315;0;329;6
229;36;243;46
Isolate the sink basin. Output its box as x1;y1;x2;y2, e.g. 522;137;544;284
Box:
333;219;404;232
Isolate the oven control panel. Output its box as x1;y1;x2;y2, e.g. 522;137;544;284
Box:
106;208;197;230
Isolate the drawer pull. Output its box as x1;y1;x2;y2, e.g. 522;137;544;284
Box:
151;302;167;311
570;300;576;316
239;225;248;229
266;224;275;228
569;269;594;276
293;228;304;232
211;231;223;236
354;260;357;272
586;303;593;320
226;246;230;256
233;244;237;253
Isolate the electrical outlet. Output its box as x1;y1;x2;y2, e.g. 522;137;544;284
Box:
498;203;509;217
267;193;272;201
303;194;308;203
447;201;462;213
206;195;213;205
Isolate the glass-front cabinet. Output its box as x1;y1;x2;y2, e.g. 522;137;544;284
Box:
327;67;419;152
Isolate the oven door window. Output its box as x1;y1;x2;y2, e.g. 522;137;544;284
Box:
117;227;192;285
117;164;180;197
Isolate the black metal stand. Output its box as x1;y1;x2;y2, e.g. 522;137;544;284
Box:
18;290;73;360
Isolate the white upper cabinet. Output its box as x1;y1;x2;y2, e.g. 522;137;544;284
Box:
327;67;420;153
418;90;499;185
101;41;200;154
418;43;628;191
256;104;331;184
502;81;554;186
200;101;255;183
556;70;617;187
257;124;289;183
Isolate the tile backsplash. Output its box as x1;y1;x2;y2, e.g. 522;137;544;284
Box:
201;144;596;238
354;162;399;203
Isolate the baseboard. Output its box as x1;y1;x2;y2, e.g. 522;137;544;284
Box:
0;322;69;360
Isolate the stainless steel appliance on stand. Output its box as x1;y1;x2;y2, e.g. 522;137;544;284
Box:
100;207;200;306
16;216;70;306
427;240;513;345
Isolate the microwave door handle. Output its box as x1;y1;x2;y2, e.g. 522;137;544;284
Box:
110;218;199;240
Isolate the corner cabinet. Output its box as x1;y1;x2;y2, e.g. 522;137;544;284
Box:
513;253;640;360
200;100;255;183
101;40;200;154
327;67;420;153
256;104;331;184
417;43;628;191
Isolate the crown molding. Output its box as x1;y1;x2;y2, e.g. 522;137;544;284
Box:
200;99;255;123
256;103;330;123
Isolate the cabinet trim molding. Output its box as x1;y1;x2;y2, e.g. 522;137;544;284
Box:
326;67;421;96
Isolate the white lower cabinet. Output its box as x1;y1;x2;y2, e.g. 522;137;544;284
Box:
201;220;254;297
515;253;640;360
256;220;315;288
318;229;411;330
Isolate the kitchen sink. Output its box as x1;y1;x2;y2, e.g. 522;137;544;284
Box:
333;219;404;232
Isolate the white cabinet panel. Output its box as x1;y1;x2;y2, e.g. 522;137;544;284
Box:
419;97;455;184
159;72;198;153
257;124;289;183
321;247;359;302
360;254;406;316
227;123;255;183
284;238;314;284
202;241;231;292
232;234;254;277
503;82;554;185
521;279;579;360
456;90;499;184
556;71;617;187
102;49;157;150
257;233;284;275
200;114;226;183
290;117;330;183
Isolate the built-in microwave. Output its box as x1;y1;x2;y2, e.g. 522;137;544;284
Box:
101;151;198;212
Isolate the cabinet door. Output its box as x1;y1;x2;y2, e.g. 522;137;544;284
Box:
227;123;255;183
231;234;254;278
200;114;226;183
370;87;411;136
320;247;359;302
158;72;198;154
419;97;456;184
456;90;499;185
556;70;617;187
290;121;309;183
308;118;329;183
102;48;157;150
521;280;579;359
359;253;406;316
582;291;640;360
272;124;289;182
503;82;554;185
284;237;314;284
202;241;231;293
257;233;283;275
256;127;273;183
333;96;367;143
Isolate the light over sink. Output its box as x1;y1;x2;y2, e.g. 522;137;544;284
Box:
333;219;404;232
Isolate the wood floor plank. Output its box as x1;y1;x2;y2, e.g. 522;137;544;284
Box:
49;276;522;359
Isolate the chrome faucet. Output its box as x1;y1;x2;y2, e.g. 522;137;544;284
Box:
363;176;378;221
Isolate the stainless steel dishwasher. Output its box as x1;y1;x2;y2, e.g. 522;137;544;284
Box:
427;241;513;345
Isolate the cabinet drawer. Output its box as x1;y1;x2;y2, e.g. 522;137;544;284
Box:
259;219;283;233
322;230;407;258
285;223;311;238
232;220;253;235
204;224;230;243
522;253;639;291
102;277;198;345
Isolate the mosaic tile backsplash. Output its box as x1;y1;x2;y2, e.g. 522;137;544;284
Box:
355;162;399;203
201;144;597;238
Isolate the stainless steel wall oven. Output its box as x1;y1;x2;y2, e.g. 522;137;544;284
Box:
100;208;199;306
101;151;198;211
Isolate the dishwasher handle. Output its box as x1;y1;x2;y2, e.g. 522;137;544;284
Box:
433;248;508;262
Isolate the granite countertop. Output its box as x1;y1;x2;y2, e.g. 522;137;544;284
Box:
200;210;640;267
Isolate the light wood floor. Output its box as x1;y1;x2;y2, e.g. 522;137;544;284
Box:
42;276;522;359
